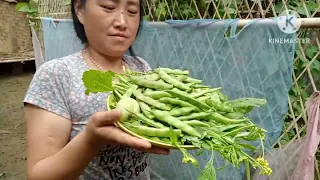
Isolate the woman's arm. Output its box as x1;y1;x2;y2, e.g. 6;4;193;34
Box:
25;104;102;180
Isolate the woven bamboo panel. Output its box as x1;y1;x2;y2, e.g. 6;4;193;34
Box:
38;0;71;18
0;0;33;54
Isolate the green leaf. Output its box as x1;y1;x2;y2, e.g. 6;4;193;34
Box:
169;126;178;145
296;6;308;15
226;98;267;108
297;78;306;88
301;90;310;100
28;7;38;13
307;46;319;59
82;69;116;95
311;68;320;79
274;2;283;13
280;139;288;145
182;135;202;148
289;129;296;137
308;1;320;11
16;3;30;12
198;150;216;180
310;60;320;72
225;98;267;114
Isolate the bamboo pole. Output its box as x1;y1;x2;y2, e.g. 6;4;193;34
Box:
30;17;320;28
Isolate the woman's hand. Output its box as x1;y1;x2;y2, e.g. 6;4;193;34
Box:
83;109;170;155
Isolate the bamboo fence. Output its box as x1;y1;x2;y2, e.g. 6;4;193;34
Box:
34;0;320;178
0;0;34;63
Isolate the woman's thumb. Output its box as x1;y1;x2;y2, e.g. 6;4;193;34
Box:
91;110;122;127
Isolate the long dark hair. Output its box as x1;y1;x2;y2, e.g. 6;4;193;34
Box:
70;0;144;57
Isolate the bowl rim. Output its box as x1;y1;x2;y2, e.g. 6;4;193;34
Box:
107;94;198;150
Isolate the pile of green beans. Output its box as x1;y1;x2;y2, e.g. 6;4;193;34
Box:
106;67;272;179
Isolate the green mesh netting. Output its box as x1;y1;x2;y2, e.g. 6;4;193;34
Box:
38;18;296;179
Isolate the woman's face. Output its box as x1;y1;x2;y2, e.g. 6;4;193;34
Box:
76;0;141;57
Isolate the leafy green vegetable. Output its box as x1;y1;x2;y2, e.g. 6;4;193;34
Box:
224;98;267;114
82;67;272;180
82;69;116;95
181;135;202;148
198;148;216;180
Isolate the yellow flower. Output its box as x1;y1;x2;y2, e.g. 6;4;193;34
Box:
256;157;272;176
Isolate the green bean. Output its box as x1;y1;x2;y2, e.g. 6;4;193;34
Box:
222;136;234;144
159;137;183;145
190;88;221;98
137;100;154;119
217;90;228;102
169;106;198;116
237;142;257;151
222;125;254;137
141;73;160;81
115;82;129;89
158;69;190;90
186;82;196;87
129;75;173;90
134;112;165;128
219;124;244;132
155;68;189;75
209;112;249;124
116;74;129;84
205;98;233;113
114;90;123;99
132;90;171;111
185;120;210;127
152;110;202;138
136;88;143;93
148;136;162;142
159;97;200;111
204;126;223;135
159;137;172;144
166;88;211;110
234;132;250;139
184;76;202;84
157;79;165;83
210;92;221;102
192;84;210;89
125;124;182;137
173;75;188;81
143;91;172;100
144;88;153;93
122;84;138;98
114;84;127;93
177;112;211;121
197;96;211;102
224;112;245;119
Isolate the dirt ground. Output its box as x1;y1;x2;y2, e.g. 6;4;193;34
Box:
0;61;35;180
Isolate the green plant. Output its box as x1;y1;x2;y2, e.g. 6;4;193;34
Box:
82;67;272;179
15;0;38;17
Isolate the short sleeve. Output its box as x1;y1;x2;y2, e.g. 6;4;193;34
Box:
136;56;152;71
23;59;71;120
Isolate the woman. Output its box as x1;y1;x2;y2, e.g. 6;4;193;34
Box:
23;0;170;179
